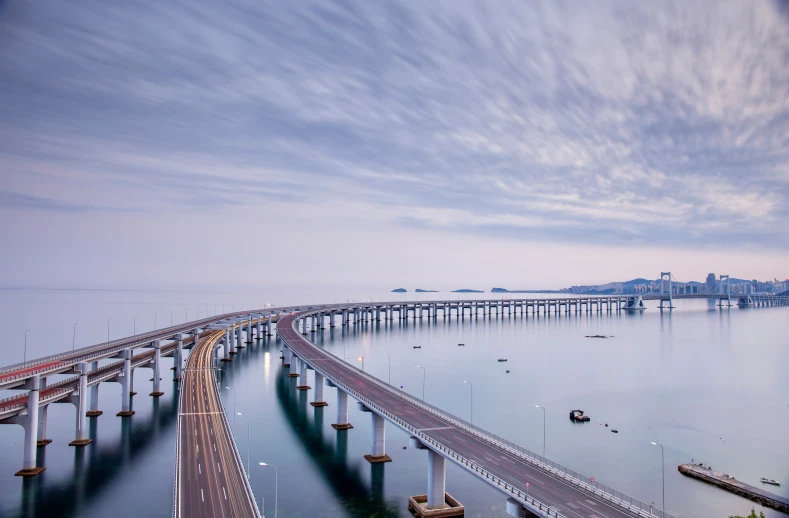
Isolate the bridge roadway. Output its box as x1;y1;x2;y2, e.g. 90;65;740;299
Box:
175;330;259;518
278;312;658;518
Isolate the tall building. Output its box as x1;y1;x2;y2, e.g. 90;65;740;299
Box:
706;273;716;292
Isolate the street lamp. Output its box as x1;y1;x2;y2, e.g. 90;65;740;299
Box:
225;386;237;426
357;356;365;371
72;322;82;351
416;365;425;400
259;462;278;518
24;328;33;365
107;317;113;342
384;353;391;384
535;405;546;458
133;314;139;335
463;381;473;424
237;413;250;479
651;442;665;515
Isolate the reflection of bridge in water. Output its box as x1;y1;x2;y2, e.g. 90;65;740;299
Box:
274;360;398;517
14;386;178;518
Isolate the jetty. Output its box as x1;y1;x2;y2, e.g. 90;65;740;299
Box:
678;464;789;513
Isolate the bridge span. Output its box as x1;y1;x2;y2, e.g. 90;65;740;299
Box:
0;287;786;516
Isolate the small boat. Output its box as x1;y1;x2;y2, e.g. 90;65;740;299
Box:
760;478;780;486
497;358;508;362
611;429;618;433
505;370;510;373
413;346;422;349
458;343;465;346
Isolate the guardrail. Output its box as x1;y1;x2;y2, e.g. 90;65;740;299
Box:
286;310;675;518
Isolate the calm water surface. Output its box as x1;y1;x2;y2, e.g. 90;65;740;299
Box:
0;288;786;518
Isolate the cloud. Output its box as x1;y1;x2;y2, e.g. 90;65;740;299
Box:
0;0;788;251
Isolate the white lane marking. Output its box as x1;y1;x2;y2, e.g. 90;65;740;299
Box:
223;487;227;500
576;499;609;517
199;464;201;475
196;444;199;454
218;462;221;473
503;456;517;465
214;443;217;452
201;489;204;502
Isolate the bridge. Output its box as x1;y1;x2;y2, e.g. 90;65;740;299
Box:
0;282;786;517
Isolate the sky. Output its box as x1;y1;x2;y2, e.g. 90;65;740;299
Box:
1;0;788;290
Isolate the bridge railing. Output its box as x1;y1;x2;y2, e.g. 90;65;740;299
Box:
290;311;675;518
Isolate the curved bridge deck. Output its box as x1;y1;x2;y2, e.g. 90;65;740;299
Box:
278;311;672;518
175;330;259;517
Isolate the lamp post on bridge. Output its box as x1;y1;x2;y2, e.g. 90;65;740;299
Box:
259;462;278;518
24;328;33;365
72;322;81;351
384;353;391;384
237;412;250;480
107;317;112;342
651;441;665;515
417;365;426;400
463;380;473;424
535;405;546;458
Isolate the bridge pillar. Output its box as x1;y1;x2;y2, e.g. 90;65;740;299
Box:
117;350;135;416
297;359;310;390
174;334;184;379
87;361;102;416
236;323;244;349
302;317;307;335
330;312;336;327
229;328;237;355
256;315;262;339
16;375;44;476
311;372;328;406
427;449;446;509
282;346;291;367
288;355;299;378
70;362;92;446
36;377;51;446
364;412;391;463
220;334;231;363
150;340;163;396
331;389;353;430
246;316;253;343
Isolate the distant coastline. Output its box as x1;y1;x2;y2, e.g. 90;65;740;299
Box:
391;288;407;293
415;289;438;293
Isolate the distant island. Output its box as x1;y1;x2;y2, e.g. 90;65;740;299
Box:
452;289;484;293
415;289;438;293
391;288;407;293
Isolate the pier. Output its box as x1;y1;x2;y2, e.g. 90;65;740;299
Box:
678;464;789;513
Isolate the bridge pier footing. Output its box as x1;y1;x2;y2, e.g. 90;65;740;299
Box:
331;389;353;430
117;350;135;417
288;355;299;378
296;359;310;390
69;362;92;446
15;375;45;477
37;378;52;446
87;363;102;416
311;372;328;406
364;412;391;463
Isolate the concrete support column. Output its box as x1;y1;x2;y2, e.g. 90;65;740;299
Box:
365;412;391;463
288;354;299;378
87;361;102;417
330;312;336;327
70;362;92;446
151;340;163;396
256;315;262;339
427;450;447;509
311;372;327;406
220;334;230;363
332;389;353;429
247;317;253;343
36;377;51;446
282;346;291;367
310;315;316;333
297;360;310;390
175;334;185;379
302;318;307;335
266;318;273;336
236;324;243;349
117;350;134;416
17;375;42;476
